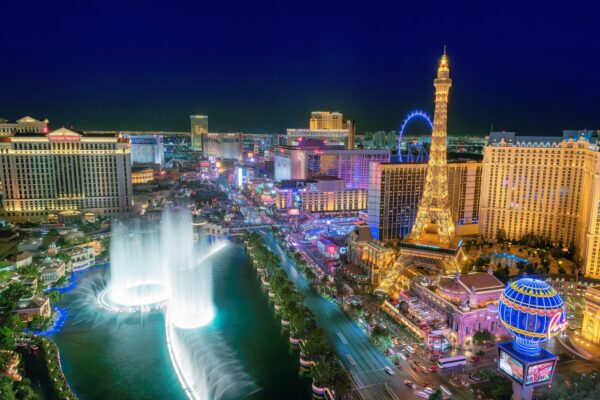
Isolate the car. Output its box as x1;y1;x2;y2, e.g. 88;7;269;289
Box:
384;366;395;375
419;366;430;374
404;380;417;389
430;365;437;372
424;387;434;395
471;355;481;362
567;314;576;320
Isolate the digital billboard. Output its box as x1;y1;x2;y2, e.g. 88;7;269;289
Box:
498;349;524;383
525;361;555;386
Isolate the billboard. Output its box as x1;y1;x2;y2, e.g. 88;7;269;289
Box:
525;361;555;386
498;349;524;383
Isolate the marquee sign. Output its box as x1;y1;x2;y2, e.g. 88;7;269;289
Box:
48;135;81;142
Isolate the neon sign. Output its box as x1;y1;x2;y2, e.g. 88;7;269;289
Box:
48;135;80;142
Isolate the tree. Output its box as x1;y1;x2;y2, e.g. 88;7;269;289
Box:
473;330;493;345
0;377;16;400
489;375;512;400
0;327;15;350
429;389;443;400
398;300;409;314
496;228;507;244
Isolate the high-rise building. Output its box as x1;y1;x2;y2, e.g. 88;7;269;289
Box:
0;127;133;221
368;161;482;242
0;116;49;136
274;142;390;189
190;115;208;151
129;135;164;165
287;111;355;148
309;111;344;130
202;133;243;160
479;132;600;278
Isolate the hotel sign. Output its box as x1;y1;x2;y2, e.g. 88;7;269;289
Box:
48;135;80;142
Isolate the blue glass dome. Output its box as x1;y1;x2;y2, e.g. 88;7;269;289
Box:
498;278;566;356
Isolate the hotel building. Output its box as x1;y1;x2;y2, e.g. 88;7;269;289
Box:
274;178;367;214
0;116;49;136
368;160;482;242
287;111;356;149
129;134;164;165
190;115;208;151
479;132;600;278
583;285;600;345
274;142;390;190
0;127;133;221
202;132;243;160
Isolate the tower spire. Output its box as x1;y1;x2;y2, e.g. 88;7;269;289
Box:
409;51;455;247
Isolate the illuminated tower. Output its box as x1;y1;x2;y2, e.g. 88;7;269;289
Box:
409;48;455;247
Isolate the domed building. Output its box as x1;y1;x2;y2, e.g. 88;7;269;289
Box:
414;268;507;346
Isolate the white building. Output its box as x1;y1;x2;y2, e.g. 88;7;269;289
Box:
0;127;133;221
0;116;48;136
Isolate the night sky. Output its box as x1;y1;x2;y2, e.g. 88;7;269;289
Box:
1;1;598;136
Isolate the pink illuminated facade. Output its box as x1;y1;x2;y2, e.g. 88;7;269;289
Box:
414;270;507;346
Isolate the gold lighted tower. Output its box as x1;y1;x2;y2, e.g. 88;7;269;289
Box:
409;48;455;247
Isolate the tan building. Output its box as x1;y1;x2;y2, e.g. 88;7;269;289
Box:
479;133;600;278
0;127;133;221
132;167;154;184
309;112;344;130
14;295;51;322
347;226;396;285
582;285;600;345
368;160;482;242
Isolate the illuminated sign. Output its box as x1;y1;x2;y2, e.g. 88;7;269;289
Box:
525;361;555;386
48;135;80;142
288;208;300;216
498;349;524;383
547;311;566;339
200;161;210;167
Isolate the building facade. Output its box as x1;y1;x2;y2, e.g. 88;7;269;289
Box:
583;285;600;345
286;111;355;148
274;178;367;213
0;128;133;221
202;133;243;160
413;271;507;346
0;116;48;136
479;133;600;278
274;144;390;189
190;115;208;151
368;161;482;242
129;135;164;165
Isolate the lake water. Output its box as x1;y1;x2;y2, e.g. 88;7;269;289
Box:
52;242;311;400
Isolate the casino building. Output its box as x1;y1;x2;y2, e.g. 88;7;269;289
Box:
480;133;600;279
0;127;133;221
412;270;507;346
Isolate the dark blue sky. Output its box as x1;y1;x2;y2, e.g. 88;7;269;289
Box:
1;1;598;135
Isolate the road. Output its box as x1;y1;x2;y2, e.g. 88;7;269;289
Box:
262;230;421;400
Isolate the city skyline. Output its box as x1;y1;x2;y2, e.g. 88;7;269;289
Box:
1;2;598;135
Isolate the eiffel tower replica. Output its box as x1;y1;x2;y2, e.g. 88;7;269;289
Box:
378;49;464;297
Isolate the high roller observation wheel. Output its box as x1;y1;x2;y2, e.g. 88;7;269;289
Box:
397;110;433;159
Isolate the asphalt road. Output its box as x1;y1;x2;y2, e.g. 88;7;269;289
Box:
262;230;423;400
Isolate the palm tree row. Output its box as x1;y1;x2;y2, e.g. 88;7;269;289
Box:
244;232;352;398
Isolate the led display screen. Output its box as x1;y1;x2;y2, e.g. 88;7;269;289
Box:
498;349;524;383
525;361;555;386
